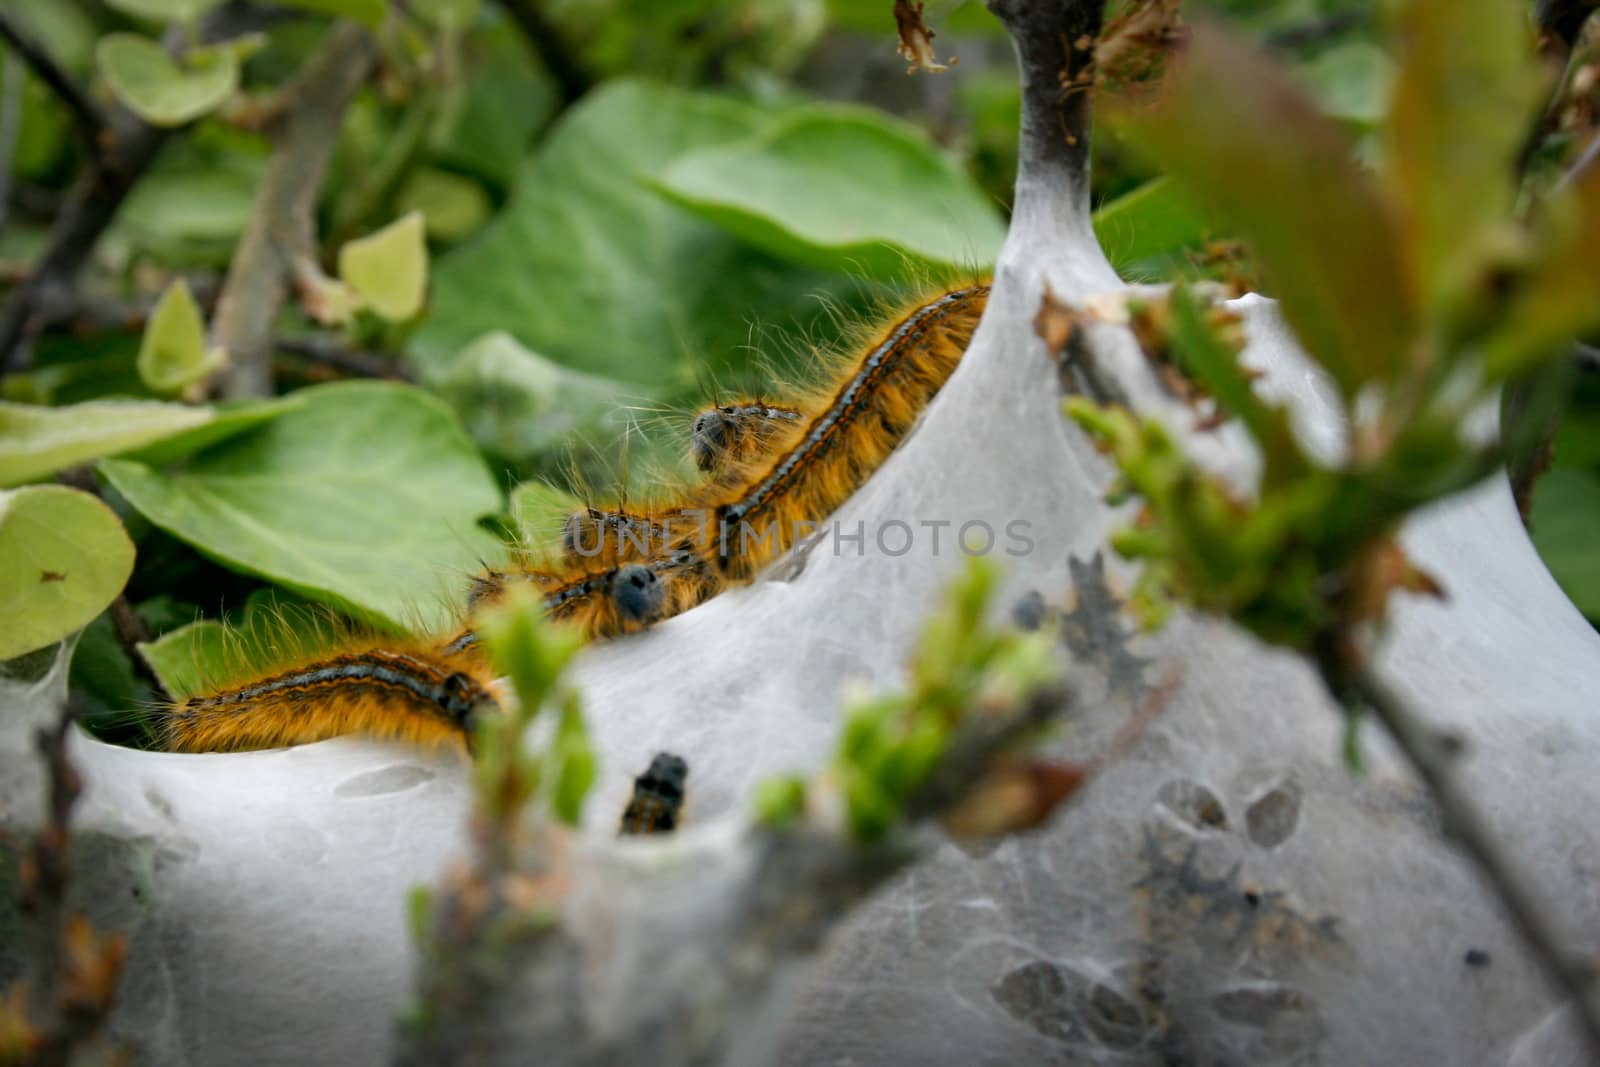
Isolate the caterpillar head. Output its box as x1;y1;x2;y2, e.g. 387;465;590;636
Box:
611;563;665;623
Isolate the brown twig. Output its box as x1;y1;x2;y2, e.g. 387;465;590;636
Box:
276;335;415;381
495;0;594;107
208;22;379;399
3;700;129;1067
1327;657;1600;1061
0;3;276;377
0;10;107;147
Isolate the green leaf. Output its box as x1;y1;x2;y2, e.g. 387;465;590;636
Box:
1530;466;1600;621
428;331;634;465
137;280;226;396
1091;178;1214;270
273;0;388;26
121;399;301;466
1296;41;1395;128
413;0;481;31
549;699;596;826
96;33;240;128
103;0;226;23
429;21;553;189
1383;0;1542;311
510;480;585;548
0;399;214;487
339;212;429;322
1113;23;1417;397
397;169;492;242
416;80;869;389
0;486;135;661
98;381;503;631
653;104;1004;275
118;162;266;268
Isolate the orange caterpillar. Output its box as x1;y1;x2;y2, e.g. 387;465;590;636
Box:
692;280;989;582
159;280;989;755
162;639;501;753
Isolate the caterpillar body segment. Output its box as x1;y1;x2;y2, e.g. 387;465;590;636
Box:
705;281;990;581
161;642;501;753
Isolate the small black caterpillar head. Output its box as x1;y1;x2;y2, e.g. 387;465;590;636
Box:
611;563;665;622
439;671;494;730
691;408;733;471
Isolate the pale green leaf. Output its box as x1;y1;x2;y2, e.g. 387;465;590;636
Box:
416;80;871;389
510;480;585;548
653;104;1004;274
0;486;135;661
137;280;225;395
339;212;429;322
138;588;340;701
98;381;503;631
0;399;215;487
96;33;239;128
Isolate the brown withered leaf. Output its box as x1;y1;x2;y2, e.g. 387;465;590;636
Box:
1350;536;1447;626
61;914;128;1016
1070;0;1186;100
894;1;956;75
942;761;1090;839
1033;281;1082;360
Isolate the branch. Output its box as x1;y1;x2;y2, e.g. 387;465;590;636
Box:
0;2;276;376
0;10;107;147
1336;662;1600;1061
208;22;378;399
276;335;416;381
495;0;593;107
3;699;128;1067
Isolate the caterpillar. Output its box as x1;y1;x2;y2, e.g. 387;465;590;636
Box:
161;639;501;753
159;278;989;755
619;751;689;835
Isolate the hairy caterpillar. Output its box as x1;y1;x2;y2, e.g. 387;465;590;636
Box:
160;279;989;755
694;281;990;581
162;640;500;753
619;751;689;835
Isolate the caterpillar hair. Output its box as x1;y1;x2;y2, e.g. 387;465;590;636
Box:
619;751;690;835
700;280;990;581
161;641;500;753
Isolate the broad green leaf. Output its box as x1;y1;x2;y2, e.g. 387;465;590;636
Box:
340;212;429;322
416;80;868;389
98;381;503;631
1530;466;1600;621
1114;23;1416;397
137;280;226;396
96;33;239;128
104;0;226;23
653;104;1004;274
429;331;635;466
0;486;135;661
118;162;265;267
273;0;388;26
122;398;300;466
1091;178;1213;270
0;399;214;487
1383;0;1542;310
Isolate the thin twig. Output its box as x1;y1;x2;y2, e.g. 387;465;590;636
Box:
0;52;22;235
0;3;275;377
10;699;129;1067
208;22;378;400
0;10;106;147
495;0;594;107
1558;127;1600;190
1339;663;1600;1061
277;335;415;381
